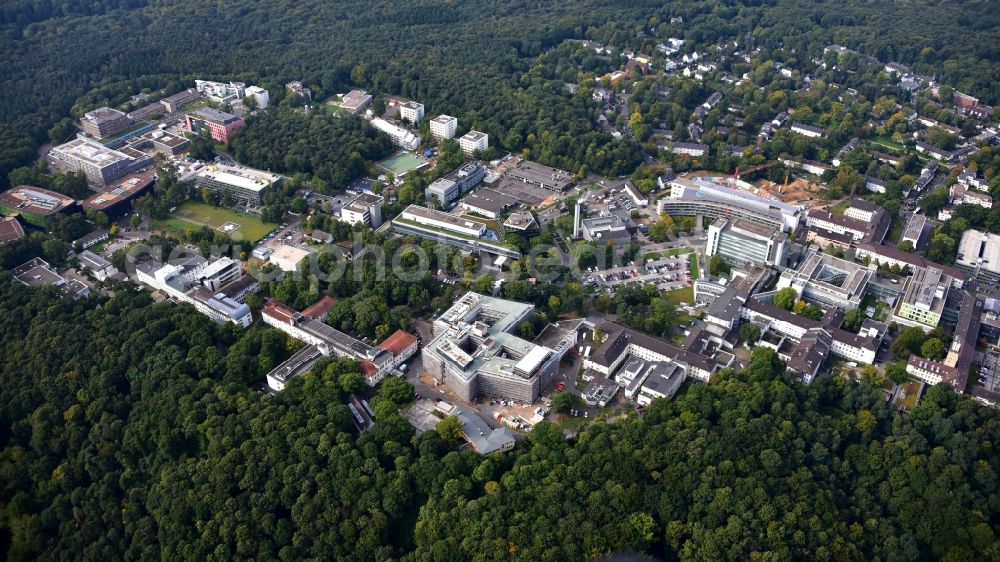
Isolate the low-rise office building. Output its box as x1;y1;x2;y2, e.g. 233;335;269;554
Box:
341;193;384;228
667;142;709;157
635;362;687;405
425;163;486;206
891;266;952;330
47;138;152;187
506;160;573;192
78;250;118;281
906;291;980;389
73;229;109;250
188;162;282;205
806;201;890;244
790;122;826;138
776;249;873;309
458;188;518;219
583;322;730;383
580;215;631;247
269;245;313;273
336;90;372;114
391;205;522;259
158;88;201;113
184;108;246;143
13;257;90;300
623;181;648;206
901;214;927;248
262;300;410;389
741;298;882;365
500;212;540;238
134;256;253;328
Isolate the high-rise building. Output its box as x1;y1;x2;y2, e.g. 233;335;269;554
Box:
706;217;788;268
458;130;489;156
398;101;425;124
341;193;384;228
430;115;458;140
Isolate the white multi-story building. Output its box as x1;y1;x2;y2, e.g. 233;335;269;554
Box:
397;101;425;124
195;80;246;104
340;193;384;228
459;131;489;156
134;257;253;328
370;117;421;150
244;85;270;109
430;115;458;140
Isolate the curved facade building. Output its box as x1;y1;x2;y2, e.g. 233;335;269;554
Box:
657;176;802;232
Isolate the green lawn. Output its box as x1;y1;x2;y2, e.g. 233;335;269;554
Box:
157;201;277;243
828;199;852;215
664;286;693;306
664;246;694;257
872;136;906;153
688;253;700;280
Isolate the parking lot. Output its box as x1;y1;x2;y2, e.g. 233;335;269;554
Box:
582;254;692;293
977;350;1000;391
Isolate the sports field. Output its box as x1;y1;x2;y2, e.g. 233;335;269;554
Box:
158;201;277;243
376;152;428;176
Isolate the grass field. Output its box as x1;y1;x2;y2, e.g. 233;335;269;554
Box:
688;253;700;280
157;201;277;243
664;286;694;306
377;152;428;176
872;136;906;153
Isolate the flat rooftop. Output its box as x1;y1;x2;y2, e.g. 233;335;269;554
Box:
507;160;573;189
80;173;155;210
460;188;519;214
190;107;241;124
13;258;64;287
670;176;801;217
460;130;487;142
903;213;927;241
956;229;1000;274
344;192;383;212
0;186;75;216
194;163;280;193
400;205;487;231
51;138;134;167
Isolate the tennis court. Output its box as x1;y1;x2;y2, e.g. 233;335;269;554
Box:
376;152;428;176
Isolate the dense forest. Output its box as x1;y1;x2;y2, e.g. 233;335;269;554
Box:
2;0;999;184
2;277;1000;560
229;111;394;190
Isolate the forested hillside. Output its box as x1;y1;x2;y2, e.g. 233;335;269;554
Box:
2;0;999;184
1;276;1000;561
